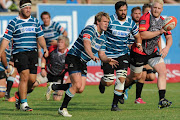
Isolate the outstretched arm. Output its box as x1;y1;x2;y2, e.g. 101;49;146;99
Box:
84;39;100;63
98;50;119;68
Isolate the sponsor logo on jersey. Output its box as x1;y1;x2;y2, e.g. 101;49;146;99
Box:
21;27;35;33
44;32;54;38
139;27;146;31
112;30;129;37
140;20;146;24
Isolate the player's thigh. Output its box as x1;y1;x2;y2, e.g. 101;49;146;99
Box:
65;54;82;75
116;54;130;79
101;62;114;83
28;51;38;74
13;52;29;73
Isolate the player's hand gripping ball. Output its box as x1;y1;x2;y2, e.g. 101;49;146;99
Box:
162;16;177;31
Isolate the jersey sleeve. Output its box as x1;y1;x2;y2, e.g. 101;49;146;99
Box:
36;20;44;38
131;21;139;36
139;13;150;32
3;20;15;41
128;34;135;45
82;26;93;42
55;22;65;34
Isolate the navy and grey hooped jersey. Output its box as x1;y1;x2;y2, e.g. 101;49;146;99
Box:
68;25;106;63
41;21;65;48
102;14;138;58
3;16;44;54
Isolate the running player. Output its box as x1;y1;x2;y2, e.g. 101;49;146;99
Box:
125;0;172;109
98;1;142;111
58;12;118;117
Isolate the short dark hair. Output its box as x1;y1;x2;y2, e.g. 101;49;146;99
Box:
142;4;151;13
19;0;32;7
41;11;51;19
115;1;128;11
131;6;141;14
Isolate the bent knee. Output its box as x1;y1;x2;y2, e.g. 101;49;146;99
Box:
105;82;113;86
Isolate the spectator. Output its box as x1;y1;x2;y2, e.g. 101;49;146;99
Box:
66;0;91;4
43;0;48;3
0;0;13;12
150;0;178;4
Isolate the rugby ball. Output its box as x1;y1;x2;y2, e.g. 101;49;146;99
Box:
162;16;177;31
7;65;15;76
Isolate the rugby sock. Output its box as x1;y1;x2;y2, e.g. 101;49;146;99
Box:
112;91;123;105
6;77;15;97
21;99;27;104
60;88;74;110
136;82;144;99
159;90;166;100
52;83;71;91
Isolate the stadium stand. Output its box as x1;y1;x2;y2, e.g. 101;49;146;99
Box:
9;0;179;13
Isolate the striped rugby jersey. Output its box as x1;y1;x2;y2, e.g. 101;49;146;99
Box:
0;40;12;71
3;16;44;54
102;14;139;58
41;21;65;48
68;25;106;63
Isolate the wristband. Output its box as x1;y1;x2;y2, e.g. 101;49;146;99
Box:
136;43;141;46
41;67;45;70
136;43;142;48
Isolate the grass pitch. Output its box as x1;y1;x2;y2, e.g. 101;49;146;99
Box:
0;83;179;120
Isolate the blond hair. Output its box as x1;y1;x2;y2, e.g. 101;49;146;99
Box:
94;12;110;24
152;0;164;6
58;36;70;48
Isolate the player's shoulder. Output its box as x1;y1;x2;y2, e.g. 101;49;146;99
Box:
109;14;118;23
126;16;134;24
48;45;57;53
84;25;96;32
140;12;151;20
160;16;164;20
31;16;40;23
9;17;19;25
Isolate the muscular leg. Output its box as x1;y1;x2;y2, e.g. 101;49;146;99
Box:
19;69;29;100
153;62;167;100
60;72;84;110
27;74;37;93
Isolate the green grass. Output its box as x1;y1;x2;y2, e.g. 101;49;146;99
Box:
0;83;180;120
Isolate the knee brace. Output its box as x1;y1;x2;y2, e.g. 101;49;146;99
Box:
114;70;127;91
0;86;7;93
101;74;114;83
